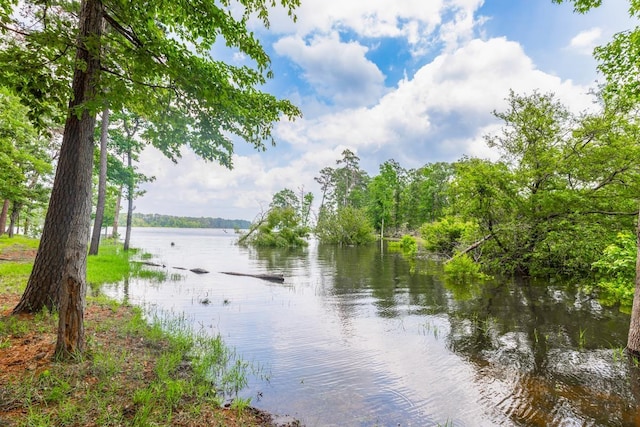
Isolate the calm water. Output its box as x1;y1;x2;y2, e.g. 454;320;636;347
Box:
102;227;639;426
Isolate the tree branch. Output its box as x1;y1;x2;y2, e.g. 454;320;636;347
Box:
446;234;493;264
0;22;31;37
100;66;177;93
102;11;143;48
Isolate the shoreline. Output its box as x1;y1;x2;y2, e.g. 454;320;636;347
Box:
0;237;302;427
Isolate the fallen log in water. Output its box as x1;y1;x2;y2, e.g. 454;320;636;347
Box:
220;271;285;282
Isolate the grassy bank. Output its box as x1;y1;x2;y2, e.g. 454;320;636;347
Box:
0;237;290;426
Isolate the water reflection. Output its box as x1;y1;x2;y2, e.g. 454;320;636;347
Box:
105;228;640;426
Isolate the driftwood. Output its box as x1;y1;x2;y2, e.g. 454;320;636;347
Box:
190;268;210;274
220;271;285;282
140;261;165;267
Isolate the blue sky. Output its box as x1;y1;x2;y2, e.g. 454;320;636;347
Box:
136;0;637;221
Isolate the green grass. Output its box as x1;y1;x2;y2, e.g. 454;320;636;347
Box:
1;304;261;426
0;237;270;426
0;237;166;296
0;263;34;295
0;234;39;252
86;239;166;286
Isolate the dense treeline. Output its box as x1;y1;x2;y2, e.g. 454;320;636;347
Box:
248;90;640;313
130;213;251;230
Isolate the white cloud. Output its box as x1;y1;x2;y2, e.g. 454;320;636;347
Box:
273;33;386;107
568;27;603;54
134;1;619;220
276;37;594;165
266;0;485;52
137;35;599;219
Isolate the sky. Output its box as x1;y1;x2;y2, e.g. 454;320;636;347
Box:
135;0;637;222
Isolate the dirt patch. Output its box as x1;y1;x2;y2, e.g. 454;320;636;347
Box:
0;247;37;263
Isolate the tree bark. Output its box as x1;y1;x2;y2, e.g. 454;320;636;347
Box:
14;0;102;361
0;199;9;235
111;184;122;238
7;203;19;237
445;234;493;263
123;145;133;251
89;106;110;255
627;210;640;356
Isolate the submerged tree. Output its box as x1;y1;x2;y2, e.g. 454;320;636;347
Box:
239;188;312;248
446;91;640;276
315;205;375;246
3;0;301;359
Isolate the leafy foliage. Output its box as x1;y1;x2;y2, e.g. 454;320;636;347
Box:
315;206;375;246
315;149;369;213
0;87;52;210
446;91;640;275
401;162;453;229
239;188;312;248
443;254;490;283
388;235;418;258
420;216;479;258
591;231;636;308
367;159;406;234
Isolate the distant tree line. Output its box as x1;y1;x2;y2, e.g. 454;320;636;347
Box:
129;213;251;229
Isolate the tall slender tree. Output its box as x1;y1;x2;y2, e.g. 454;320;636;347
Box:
3;0;301;359
89;107;110;255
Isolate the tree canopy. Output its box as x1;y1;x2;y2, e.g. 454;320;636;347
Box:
0;0;302;164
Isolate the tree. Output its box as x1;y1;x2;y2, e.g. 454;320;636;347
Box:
448;157;518;269
334;149;369;209
239;188;312;248
401;162;453;228
367;159;406;235
105;112;154;251
4;0;300;359
315;166;335;212
315;206;375;246
553;0;640;355
314;150;372;245
89;107;110;255
0;87;52;237
447;91;640;275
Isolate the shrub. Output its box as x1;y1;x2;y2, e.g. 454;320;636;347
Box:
443;254;490;282
420;216;479;256
315;206;375;245
591;231;636;307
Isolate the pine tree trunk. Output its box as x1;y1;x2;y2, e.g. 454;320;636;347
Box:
14;0;102;362
124;146;133;251
112;184;122;238
0;199;9;235
627;211;640;356
89;106;110;255
8;204;19;237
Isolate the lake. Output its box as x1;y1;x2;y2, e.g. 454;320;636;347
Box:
102;227;639;426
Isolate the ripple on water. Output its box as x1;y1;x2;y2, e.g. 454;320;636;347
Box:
473;346;639;427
